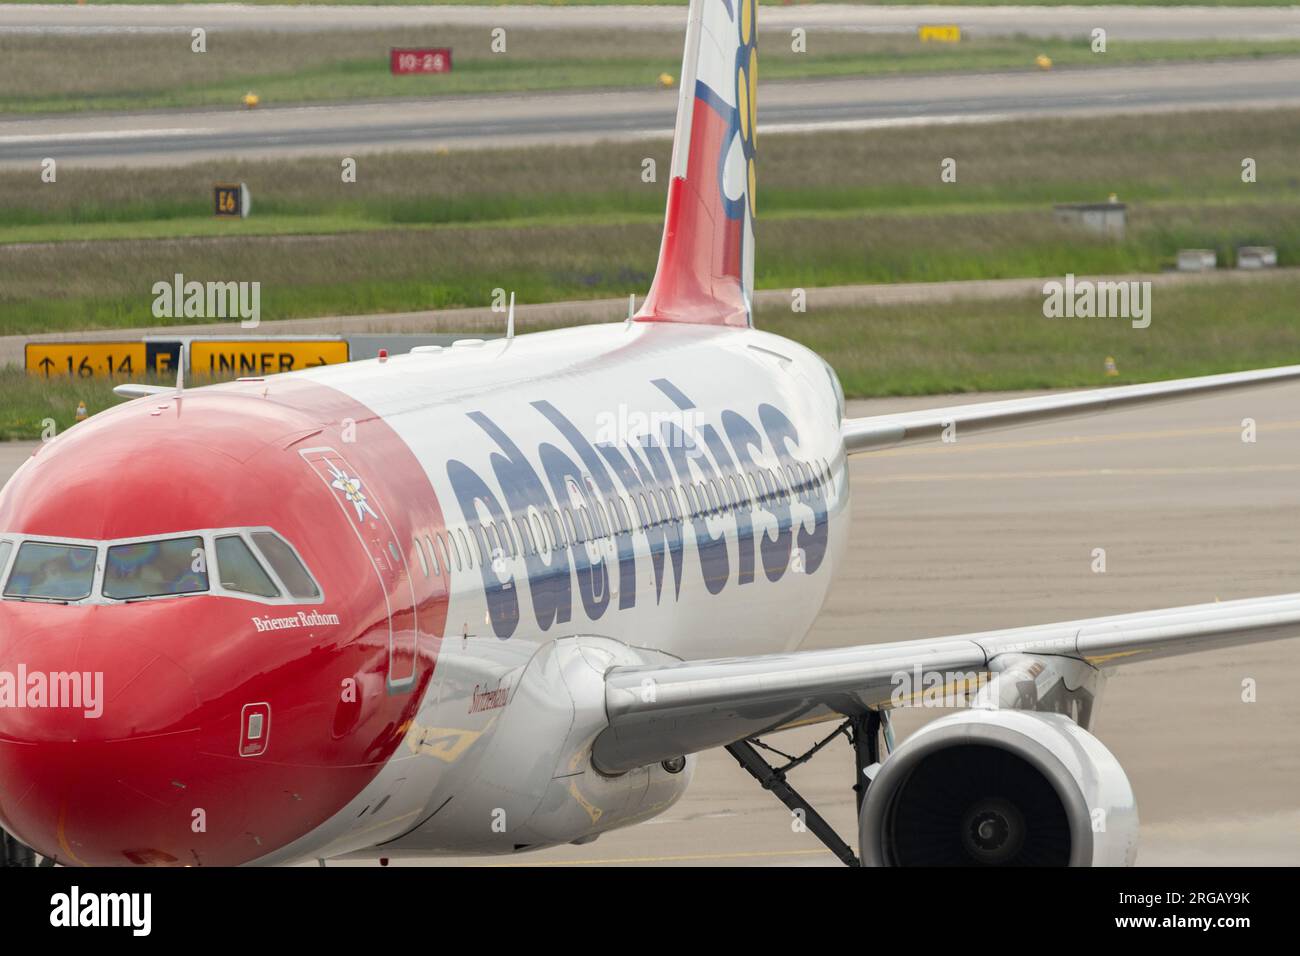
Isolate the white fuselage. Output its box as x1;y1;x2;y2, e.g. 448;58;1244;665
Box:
252;321;852;863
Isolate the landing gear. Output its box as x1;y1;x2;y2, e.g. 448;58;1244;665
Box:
1;828;37;867
725;710;882;868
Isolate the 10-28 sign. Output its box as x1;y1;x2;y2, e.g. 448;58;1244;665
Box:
391;48;452;75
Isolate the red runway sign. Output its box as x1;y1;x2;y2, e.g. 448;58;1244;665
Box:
390;48;452;75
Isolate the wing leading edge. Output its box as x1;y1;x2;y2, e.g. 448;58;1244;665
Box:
592;592;1300;774
842;363;1300;455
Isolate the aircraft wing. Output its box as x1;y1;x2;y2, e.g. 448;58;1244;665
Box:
841;363;1300;455
591;592;1300;773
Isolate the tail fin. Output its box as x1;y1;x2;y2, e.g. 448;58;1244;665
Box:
637;0;757;329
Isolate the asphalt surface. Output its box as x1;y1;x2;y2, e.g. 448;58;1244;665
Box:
3;4;1298;40
4;381;1299;866
3;57;1298;167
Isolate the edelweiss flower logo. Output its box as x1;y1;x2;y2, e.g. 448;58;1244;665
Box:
735;0;758;220
326;461;379;522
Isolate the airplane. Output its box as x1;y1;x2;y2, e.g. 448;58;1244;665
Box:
2;0;1299;868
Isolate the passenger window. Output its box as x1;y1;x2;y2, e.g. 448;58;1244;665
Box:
104;536;208;601
4;541;97;602
457;529;474;568
414;536;429;577
216;536;280;598
449;532;463;572
645;493;660;527
251;532;320;600
425;535;440;574
708;479;724;511
767;469;784;500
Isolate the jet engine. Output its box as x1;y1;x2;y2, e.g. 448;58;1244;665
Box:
858;709;1138;866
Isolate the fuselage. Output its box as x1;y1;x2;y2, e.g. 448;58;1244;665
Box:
0;320;851;864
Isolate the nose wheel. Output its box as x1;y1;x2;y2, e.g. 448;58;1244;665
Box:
2;829;36;867
2;829;54;867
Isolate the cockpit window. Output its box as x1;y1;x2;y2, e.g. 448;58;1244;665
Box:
3;541;97;602
250;531;320;600
104;536;209;601
0;541;11;579
215;535;280;598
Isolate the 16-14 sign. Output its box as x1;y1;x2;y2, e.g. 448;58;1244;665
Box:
391;48;452;74
26;343;180;379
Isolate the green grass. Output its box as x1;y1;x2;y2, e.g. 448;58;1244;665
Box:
5;109;1293;235
4;198;1298;337
5;273;1297;441
0;367;135;442
3;27;1299;114
1;110;1296;335
766;273;1300;397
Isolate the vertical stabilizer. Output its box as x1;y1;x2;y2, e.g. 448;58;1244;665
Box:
637;0;757;328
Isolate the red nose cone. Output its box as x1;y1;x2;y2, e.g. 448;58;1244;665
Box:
0;617;234;866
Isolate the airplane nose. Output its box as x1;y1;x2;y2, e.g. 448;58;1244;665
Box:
0;628;228;866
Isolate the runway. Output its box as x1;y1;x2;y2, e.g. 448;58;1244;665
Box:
3;57;1298;167
4;380;1299;865
3;3;1298;41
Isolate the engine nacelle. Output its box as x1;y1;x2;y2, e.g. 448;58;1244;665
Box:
859;710;1138;866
